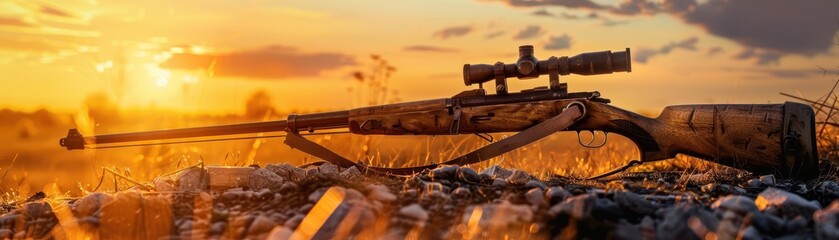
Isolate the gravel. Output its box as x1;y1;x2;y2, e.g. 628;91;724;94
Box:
4;164;839;239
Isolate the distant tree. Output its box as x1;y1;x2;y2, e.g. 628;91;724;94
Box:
244;90;276;119
83;92;119;123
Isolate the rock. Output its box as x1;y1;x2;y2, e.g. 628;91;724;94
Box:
505;170;530;185
548;194;596;220
614;191;655;217
247;168;284;190
279;182;299;194
345;188;365;201
399;204;429;221
524;180;547;190
612;220;642;240
285;214;305;229
318;162;340;175
640;216;656;239
816;181;839;203
457;167;481;183
154;179;175;192
814;200;839;240
340;166;362;180
430;165;459;180
266;226;294;240
177;167;209;191
367;185;397;203
756;187;821;219
524;188;545;207
747;212;784;235
759;175;776;186
264;163;305;181
247;215;276;236
740;226;762;240
462;201;533;229
73;192;112;218
656;204;719;240
480;165;513;179
452;187;471;199
747;179;764;188
711;195;758;215
491;179;507;188
545;186;571;205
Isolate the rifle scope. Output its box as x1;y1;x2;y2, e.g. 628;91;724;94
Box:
463;45;631;94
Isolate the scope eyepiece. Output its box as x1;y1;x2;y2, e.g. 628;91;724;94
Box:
463;46;632;94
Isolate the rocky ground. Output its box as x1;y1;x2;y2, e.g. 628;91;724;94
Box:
1;161;839;239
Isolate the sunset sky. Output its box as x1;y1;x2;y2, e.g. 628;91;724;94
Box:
1;0;838;114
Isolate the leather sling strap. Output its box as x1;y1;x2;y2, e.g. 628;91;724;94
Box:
284;102;585;176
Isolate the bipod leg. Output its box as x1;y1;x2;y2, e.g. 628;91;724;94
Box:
367;101;587;175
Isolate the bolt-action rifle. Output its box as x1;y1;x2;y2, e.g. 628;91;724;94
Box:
61;45;819;179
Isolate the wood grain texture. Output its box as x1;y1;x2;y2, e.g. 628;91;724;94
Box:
347;98;809;177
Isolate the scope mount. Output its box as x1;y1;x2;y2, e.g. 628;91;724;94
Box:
461;45;631;96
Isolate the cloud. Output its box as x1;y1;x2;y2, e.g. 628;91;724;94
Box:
513;25;545;39
611;0;659;15
707;46;723;56
634;37;698;63
677;0;839;56
733;48;782;65
481;0;839;61
484;31;506;39
498;0;607;10
162;45;356;79
433;25;474;39
532;9;554;17
403;45;459;53
545;34;573;50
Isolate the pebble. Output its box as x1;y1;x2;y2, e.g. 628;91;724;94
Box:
457;167;481;183
340;166;362;180
430;165;459;180
284;214;305;229
505;170;530;185
524;180;547;190
491;179;507;188
548;193;596;220
264;163;305;181
317;163;339;175
247;168;284;190
759;175;776;186
656;204;719;239
154;179;175;192
814;200;839;240
279;182;299;194
73;192;112;217
266;226;294;240
711;195;759;215
452;187;471;199
816;181;839;203
177;167;209;191
545;186;571;205
480;165;513;179
247;215;276;236
462;201;533;229
614;190;655;217
367;185;397;203
524;188;545;207
399;204;429;221
747;179;765;189
756;187;821;219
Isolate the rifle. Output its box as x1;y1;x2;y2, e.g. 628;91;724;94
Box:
60;45;819;179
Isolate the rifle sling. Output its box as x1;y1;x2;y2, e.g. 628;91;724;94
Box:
284;103;585;176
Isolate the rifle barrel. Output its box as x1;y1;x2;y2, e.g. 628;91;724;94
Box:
60;110;349;150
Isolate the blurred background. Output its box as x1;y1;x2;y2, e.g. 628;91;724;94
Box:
0;0;837;198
